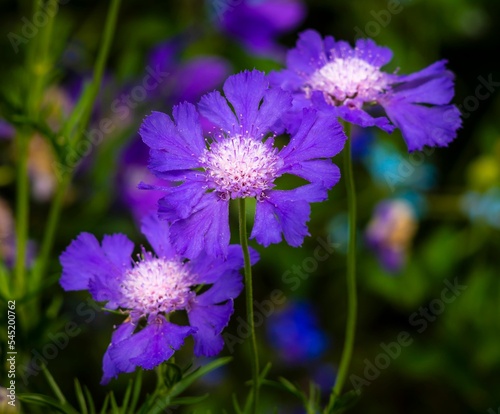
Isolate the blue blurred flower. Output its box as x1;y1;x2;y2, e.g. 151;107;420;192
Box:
461;187;500;229
266;300;329;364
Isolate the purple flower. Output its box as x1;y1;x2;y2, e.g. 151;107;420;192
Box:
365;199;418;273
140;70;347;258
59;214;255;384
215;0;306;57
270;30;462;152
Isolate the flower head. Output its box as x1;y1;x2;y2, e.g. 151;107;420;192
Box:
270;30;462;152
60;214;255;384
140;70;347;258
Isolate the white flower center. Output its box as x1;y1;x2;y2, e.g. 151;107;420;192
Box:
200;136;282;200
120;257;195;315
306;57;388;104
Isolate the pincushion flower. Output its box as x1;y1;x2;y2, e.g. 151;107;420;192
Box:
270;30;462;152
60;214;255;384
140;70;347;258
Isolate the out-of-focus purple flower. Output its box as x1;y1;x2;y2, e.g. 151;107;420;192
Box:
271;30;462;152
0;119;15;139
147;40;231;104
60;214;257;384
140;70;346;258
266;300;329;364
214;0;306;57
365;199;418;273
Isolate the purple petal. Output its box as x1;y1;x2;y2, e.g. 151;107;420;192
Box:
390;60;456;105
190;244;243;284
101;321;136;384
188;301;234;357
253;86;292;134
157;177;207;221
60;233;130;292
196;269;243;306
140;105;205;173
140;213;176;259
333;103;395;133
280;159;341;189
198;90;239;133
108;317;193;375
169;193;230;259
354;38;393;68
101;234;134;270
222;70;273;133
251;184;328;247
286;29;328;77
382;100;462;152
279;108;347;165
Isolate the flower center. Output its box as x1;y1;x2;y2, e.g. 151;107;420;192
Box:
120;257;195;315
306;57;388;105
199;135;282;200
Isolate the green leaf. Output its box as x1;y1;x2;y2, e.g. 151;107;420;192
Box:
328;390;360;413
74;378;88;414
170;393;209;405
128;369;143;414
18;394;78;414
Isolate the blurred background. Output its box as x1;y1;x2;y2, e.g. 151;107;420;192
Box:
1;0;499;413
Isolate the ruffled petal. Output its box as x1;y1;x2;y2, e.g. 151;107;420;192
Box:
354;38;393;68
140;213;176;259
196;268;244;305
334;104;394;133
253;86;292;133
280;159;341;189
187;300;234;357
390;60;455;105
169;193;230;259
190;244;244;285
198;90;239;133
279;108;347;165
101;321;136;384
157;177;207;221
60;233;131;293
251;184;328;247
140;105;204;173
107;317;193;376
382;100;462;152
223;70;280;133
286;29;328;77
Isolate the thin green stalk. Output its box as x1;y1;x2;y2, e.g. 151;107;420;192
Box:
238;198;259;414
325;126;357;412
32;0;122;287
14;131;30;297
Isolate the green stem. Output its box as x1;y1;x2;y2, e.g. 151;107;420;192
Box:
14;131;30;297
325;126;357;412
238;198;259;414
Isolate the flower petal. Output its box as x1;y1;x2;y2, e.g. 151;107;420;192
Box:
140;213;176;259
101;321;136;385
382;100;462;152
286;29;328;77
198;90;239;133
280;159;341;189
157;176;207;221
169;193;230;258
188;300;234;357
251;184;328;247
354;38;393;68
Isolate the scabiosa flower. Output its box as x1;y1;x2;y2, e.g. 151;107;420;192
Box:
270;30;462;152
365;199;418;273
59;214;255;384
140;70;347;258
